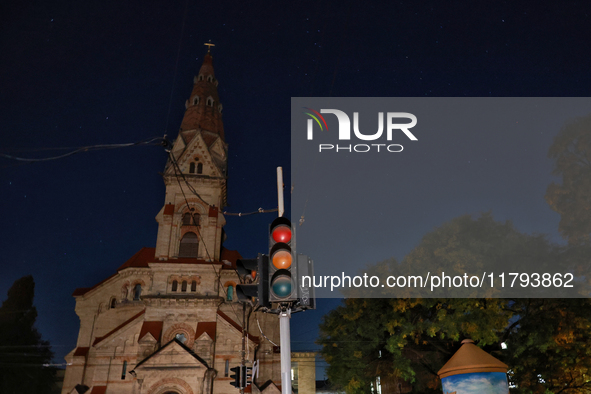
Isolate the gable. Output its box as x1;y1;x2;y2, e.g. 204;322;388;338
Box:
94;310;145;348
138;321;163;343
168;131;225;178
133;339;208;370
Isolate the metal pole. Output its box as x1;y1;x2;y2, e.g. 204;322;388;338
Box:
277;167;284;217
279;308;292;394
241;302;246;394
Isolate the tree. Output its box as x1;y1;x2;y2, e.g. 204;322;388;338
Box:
0;275;56;394
546;113;591;245
319;215;591;394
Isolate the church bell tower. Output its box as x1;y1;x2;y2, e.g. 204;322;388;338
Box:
155;50;228;262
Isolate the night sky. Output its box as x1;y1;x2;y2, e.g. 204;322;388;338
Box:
2;0;591;377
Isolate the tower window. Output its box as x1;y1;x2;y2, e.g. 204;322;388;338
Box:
133;284;142;300
225;359;230;377
198;75;204;81
110;297;116;309
206;97;214;107
191;280;197;292
175;333;187;343
189;162;195;173
227;285;234;301
121;361;127;380
193;96;199;105
172;280;178;292
179;232;198;257
197;163;203;174
207;75;213;82
181;280;187;292
182;212;200;226
218;104;223;113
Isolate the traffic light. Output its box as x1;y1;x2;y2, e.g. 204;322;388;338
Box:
245;366;253;387
245;360;259;387
235;254;270;308
229;366;244;389
294;254;315;310
268;216;297;302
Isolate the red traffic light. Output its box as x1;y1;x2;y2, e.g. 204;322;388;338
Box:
270;217;292;244
271;225;292;243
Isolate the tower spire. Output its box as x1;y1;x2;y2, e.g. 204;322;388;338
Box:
179;49;224;140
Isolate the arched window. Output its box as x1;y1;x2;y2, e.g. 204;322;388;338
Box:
207;75;213;82
171;280;178;292
218;104;223;113
175;333;187;343
191;280;197;292
110;297;116;309
206;97;214;107
181;281;187;292
182;212;200;226
182;213;191;225
197;163;203;174
198;75;204;81
133;284;142;300
227;285;234;301
179;232;198;257
189;163;195;173
193;96;199;105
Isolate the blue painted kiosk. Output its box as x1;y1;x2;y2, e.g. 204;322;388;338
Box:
437;339;509;394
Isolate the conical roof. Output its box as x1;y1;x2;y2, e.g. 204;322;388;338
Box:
179;51;224;142
438;339;508;379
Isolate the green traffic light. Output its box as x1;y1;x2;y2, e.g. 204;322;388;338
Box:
272;276;292;298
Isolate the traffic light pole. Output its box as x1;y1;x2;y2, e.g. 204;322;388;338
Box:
277;167;284;217
277;167;292;394
241;302;246;394
279;307;292;394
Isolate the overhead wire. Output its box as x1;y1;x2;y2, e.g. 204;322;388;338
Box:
0;137;163;163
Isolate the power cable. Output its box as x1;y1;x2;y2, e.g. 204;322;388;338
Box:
0;137;163;162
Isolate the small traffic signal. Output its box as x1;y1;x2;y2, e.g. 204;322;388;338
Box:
268;217;297;302
295;254;315;311
229;366;243;388
235;254;270;308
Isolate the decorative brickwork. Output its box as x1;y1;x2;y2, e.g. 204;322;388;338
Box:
146;377;194;394
162;323;196;347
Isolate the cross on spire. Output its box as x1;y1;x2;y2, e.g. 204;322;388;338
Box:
204;40;215;52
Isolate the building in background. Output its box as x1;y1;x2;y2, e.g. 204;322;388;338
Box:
61;51;282;394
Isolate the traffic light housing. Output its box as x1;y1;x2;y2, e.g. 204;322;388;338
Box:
268;217;297;302
294;254;315;310
235;254;270;308
229;366;244;389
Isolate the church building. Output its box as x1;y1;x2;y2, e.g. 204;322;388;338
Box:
61;51;283;394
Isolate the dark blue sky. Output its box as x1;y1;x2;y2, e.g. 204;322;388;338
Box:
1;0;591;376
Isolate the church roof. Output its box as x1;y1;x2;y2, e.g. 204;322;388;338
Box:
179;52;225;140
139;321;163;342
195;321;216;340
73;347;89;357
72;246;242;296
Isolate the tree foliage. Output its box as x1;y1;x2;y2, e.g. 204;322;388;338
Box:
546;113;591;245
0;276;56;393
319;215;591;394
